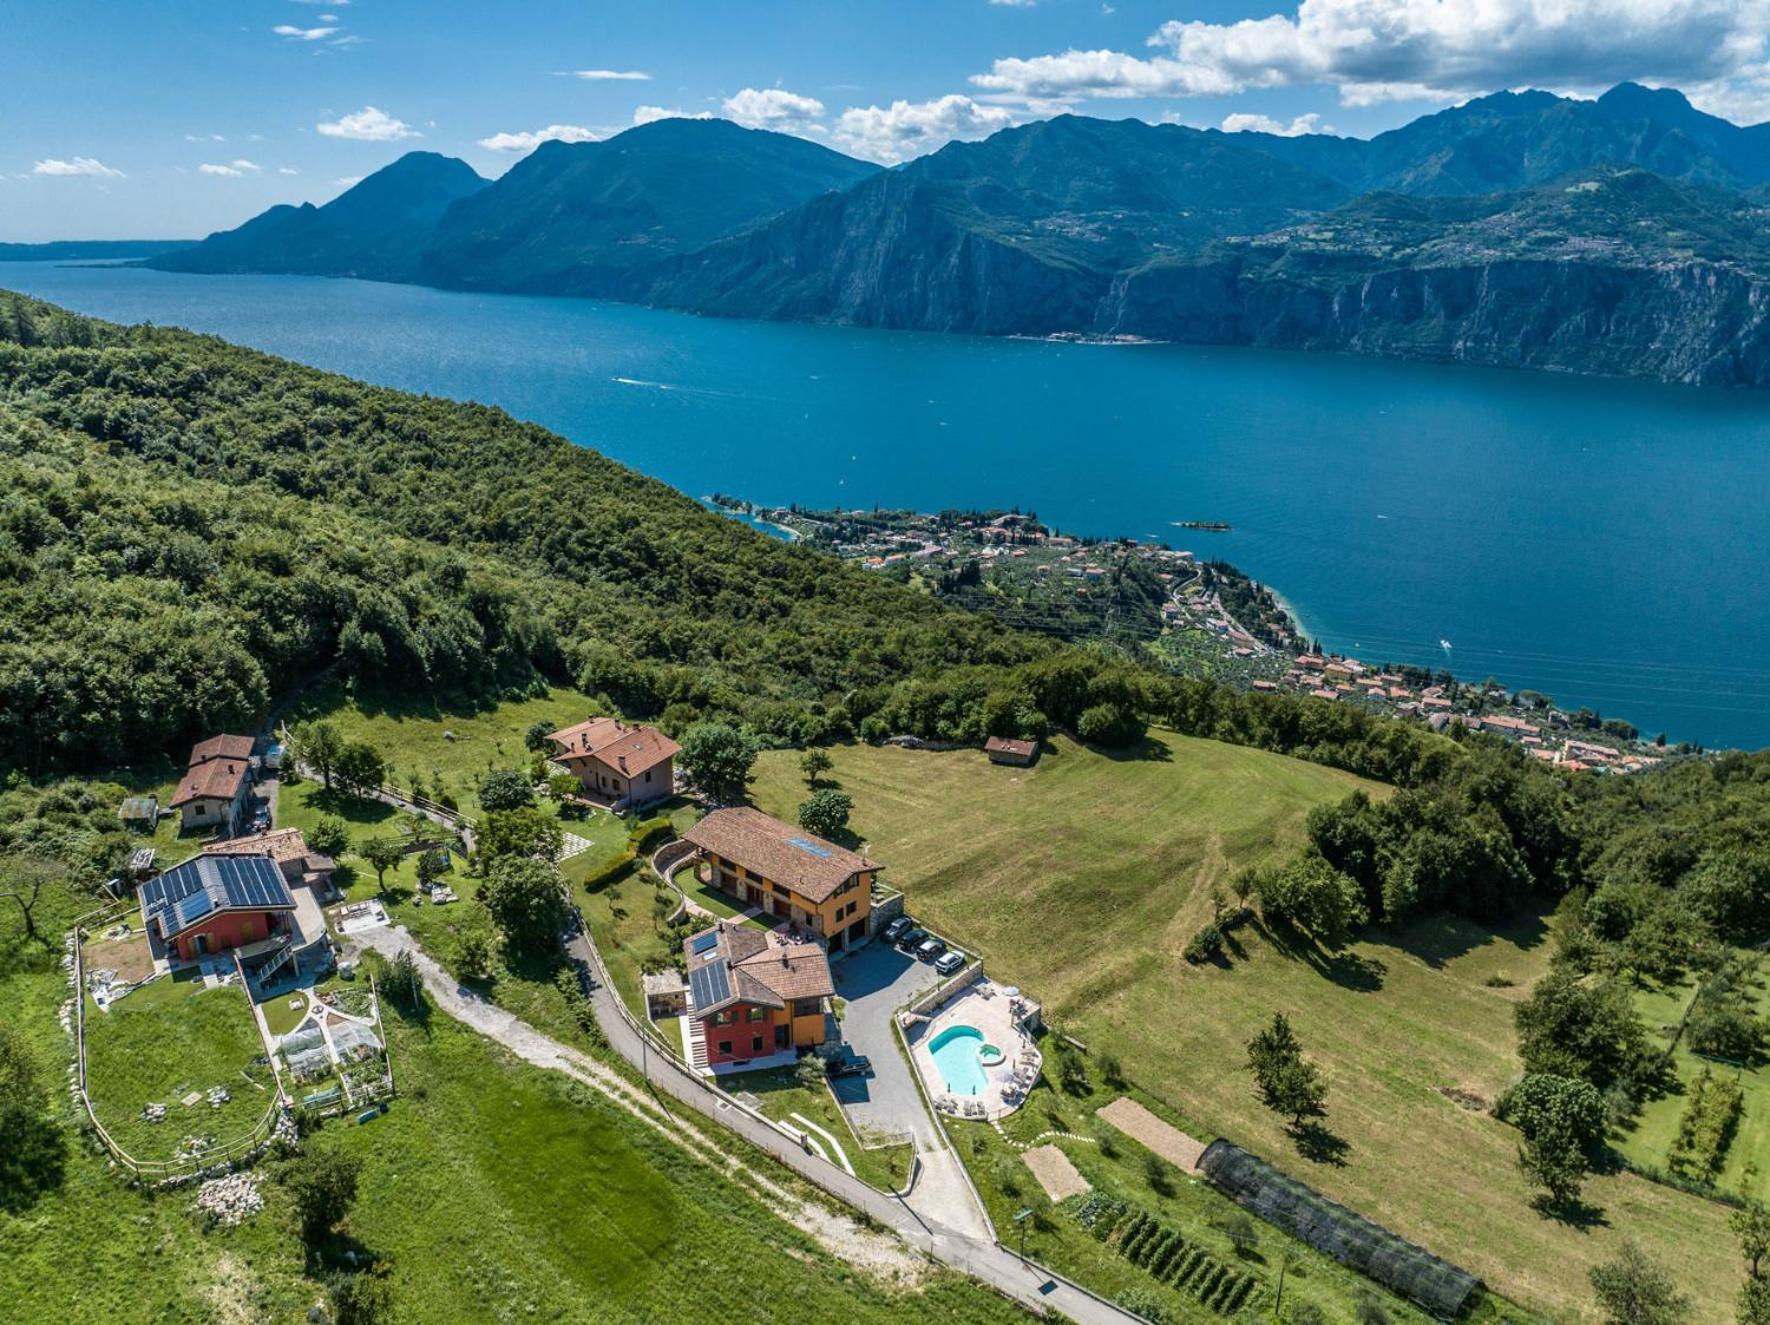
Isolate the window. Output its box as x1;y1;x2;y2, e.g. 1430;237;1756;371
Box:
746;1007;767;1023
644;769;652;783
793;999;821;1017
751;1035;765;1053
717;1040;732;1055
714;1009;736;1026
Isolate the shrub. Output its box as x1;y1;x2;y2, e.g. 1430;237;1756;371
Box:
582;849;639;892
626;816;674;855
797;789;853;840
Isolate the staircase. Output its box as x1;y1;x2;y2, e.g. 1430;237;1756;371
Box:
682;986;709;1072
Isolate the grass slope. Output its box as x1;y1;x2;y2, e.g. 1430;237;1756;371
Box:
749;734;1744;1321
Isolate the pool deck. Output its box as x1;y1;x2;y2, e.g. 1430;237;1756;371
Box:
906;979;1042;1122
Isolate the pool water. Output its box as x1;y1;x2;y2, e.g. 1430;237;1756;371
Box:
929;1024;989;1096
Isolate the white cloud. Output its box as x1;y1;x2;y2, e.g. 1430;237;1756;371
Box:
278;166;300;175
834;94;1018;164
273;24;338;41
565;68;651;81
185;133;226;143
990;0;1038;6
1221;110;1324;135
633;105;715;125
317;106;418;141
973;0;1770;110
230;158;263;172
32;157;123;178
199;163;244;177
722;87;827;132
333;176;363;188
477;123;602;152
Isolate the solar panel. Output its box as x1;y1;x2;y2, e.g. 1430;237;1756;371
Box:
690;931;719;956
688;961;732;1012
175;890;216;929
786;836;833;858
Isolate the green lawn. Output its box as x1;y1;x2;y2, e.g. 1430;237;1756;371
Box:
749;734;1746;1322
737;1067;913;1194
283;682;610;819
1619;955;1770;1198
80;973;276;1165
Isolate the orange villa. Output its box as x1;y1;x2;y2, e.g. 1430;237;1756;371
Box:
681;920;835;1073
683;807;878;951
546;717;679;810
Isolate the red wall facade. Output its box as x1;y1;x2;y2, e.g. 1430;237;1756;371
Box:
700;1002;789;1063
173;909;280;961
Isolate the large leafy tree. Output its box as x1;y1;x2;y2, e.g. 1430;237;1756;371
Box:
479;856;570;959
677;722;757;803
1245;1012;1328;1127
1587;1242;1689;1325
283;1148;362;1250
477;808;563;865
476;769;534;813
1498;1073;1606;1208
1515;968;1653;1092
797;789;853;840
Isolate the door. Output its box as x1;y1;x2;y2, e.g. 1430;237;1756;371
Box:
193;933;209;956
775;1023;790;1049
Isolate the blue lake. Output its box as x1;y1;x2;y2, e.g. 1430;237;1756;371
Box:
7;261;1770;749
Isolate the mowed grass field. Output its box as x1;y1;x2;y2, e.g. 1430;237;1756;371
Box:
750;733;1744;1322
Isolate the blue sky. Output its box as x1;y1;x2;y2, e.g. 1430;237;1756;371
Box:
4;0;1768;241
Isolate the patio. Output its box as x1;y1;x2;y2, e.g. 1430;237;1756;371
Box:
905;979;1042;1123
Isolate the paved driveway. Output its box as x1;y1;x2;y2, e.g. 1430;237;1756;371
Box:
829;940;943;1146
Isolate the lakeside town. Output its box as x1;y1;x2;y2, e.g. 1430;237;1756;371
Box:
711;495;1675;775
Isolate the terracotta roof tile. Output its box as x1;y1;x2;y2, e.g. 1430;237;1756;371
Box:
189;734;255;766
171;757;249;807
548;717;679;777
683;808;875;905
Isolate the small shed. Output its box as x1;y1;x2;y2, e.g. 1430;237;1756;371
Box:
984;736;1039;767
118;795;159;829
643;969;689;1021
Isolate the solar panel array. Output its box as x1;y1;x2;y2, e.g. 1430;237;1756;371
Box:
688;960;732;1012
690;930;720;956
786;836;833;858
140;853;293;937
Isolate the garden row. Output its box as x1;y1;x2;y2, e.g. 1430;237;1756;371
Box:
1076;1194;1261;1317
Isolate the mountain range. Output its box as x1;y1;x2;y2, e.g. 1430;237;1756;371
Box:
152;84;1770;386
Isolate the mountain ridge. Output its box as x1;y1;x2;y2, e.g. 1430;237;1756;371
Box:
147;86;1770;386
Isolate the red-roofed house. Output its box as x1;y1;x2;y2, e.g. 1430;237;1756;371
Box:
680;920;836;1073
171;735;256;835
547;717;679;810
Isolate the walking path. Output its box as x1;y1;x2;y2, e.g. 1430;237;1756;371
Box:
349;920;1145;1322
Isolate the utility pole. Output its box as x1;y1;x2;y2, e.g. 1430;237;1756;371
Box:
1273;1251;1288;1319
1013;1207;1034;1263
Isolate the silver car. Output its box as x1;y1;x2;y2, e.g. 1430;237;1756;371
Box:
933;950;965;976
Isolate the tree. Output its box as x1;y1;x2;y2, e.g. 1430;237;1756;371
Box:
800;749;833;788
1498;1073;1606;1207
478;807;563;864
1741;1278;1770;1325
1516;968;1654;1094
455;931;492;983
284;1148;362;1247
307;816;350;860
677;722;757;803
480;856;570;959
359;838;405;891
476;768;534;813
1245;1012;1328;1126
293;720;344;789
1075;701;1145;749
381;951;424;1011
523;721;557;753
797;789;853;840
1254;852;1369;946
1735;1202;1770;1281
416;848;449;890
333;741;386;799
1588;1242;1689;1325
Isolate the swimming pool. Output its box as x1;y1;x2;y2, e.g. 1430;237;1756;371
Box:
929;1024;991;1097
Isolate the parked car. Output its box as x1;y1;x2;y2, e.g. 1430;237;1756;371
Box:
882;916;913;943
895;927;926;952
934;950;965;976
825;1051;872;1078
915;937;946;963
